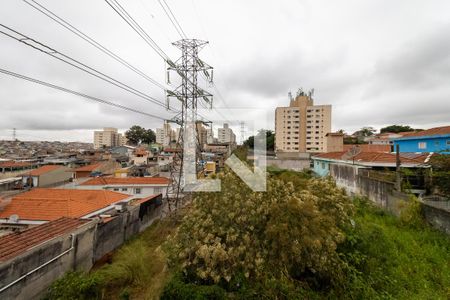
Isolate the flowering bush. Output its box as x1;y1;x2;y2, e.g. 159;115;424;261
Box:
165;170;353;285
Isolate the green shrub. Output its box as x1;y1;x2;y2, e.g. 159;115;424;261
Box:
44;271;102;300
161;274;226;300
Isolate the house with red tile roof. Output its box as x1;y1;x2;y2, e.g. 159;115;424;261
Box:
0;188;132;224
0;217;90;262
392;126;450;153
73;160;119;178
312;150;433;177
78;176;170;197
21;165;72;188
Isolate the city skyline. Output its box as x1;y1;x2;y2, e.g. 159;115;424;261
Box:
0;0;449;143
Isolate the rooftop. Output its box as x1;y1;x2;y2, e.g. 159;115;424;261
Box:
74;162;102;172
0;188;130;221
0;161;33;168
25;165;64;176
81;177;170;186
395;126;450;139
0;217;89;262
343;144;391;152
313;151;432;166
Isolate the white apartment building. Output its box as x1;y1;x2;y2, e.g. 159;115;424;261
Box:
275;93;331;153
156;123;177;146
93;127;127;149
218;123;236;144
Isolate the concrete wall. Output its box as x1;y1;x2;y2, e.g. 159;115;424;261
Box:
422;202;450;235
330;163;409;215
0;221;97;300
93;199;162;261
266;158;310;171
0;196;163;300
38;167;73;187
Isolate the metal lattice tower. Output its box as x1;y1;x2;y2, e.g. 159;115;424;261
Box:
165;39;213;210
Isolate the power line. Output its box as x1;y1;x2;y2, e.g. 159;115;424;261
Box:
22;0;167;91
104;0;170;61
0;67;168;121
0;24;173;111
158;0;187;39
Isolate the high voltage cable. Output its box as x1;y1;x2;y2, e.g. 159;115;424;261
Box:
0;24;174;111
22;0;167;90
158;0;187;39
0;67;168;120
157;0;232;119
104;0;169;61
103;0;211;122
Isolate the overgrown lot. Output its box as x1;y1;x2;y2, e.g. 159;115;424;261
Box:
46;170;450;299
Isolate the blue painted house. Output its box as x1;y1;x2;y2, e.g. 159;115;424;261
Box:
392;126;450;154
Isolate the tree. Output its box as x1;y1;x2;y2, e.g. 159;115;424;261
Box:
243;129;274;151
354;127;376;137
429;154;450;197
165;170;353;285
125;125;146;145
380;125;414;134
142;129;156;145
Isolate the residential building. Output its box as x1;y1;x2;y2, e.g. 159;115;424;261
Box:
325;132;344;152
131;148;152;166
312;151;433;177
78;177;170;197
392;126;450;153
217;123;236;145
196;123;208;147
21;165;72;188
156;123;177;146
0;188;131;224
93;127;127;149
73;160;118;178
206;128;216;144
275;92;331;153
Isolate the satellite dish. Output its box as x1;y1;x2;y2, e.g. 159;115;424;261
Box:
9;214;19;223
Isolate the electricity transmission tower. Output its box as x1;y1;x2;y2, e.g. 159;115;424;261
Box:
165;39;213;210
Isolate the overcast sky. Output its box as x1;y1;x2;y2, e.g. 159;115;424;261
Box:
0;0;449;143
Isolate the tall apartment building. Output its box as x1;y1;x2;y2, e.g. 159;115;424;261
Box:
93;127;127;149
156;123;179;146
275;93;331;153
218;123;236;144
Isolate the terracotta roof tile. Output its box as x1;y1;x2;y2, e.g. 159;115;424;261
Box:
80;177;169;186
26;165;63;176
0;161;33;168
313;151;431;165
343;144;391;152
0;188;129;221
0;217;88;262
74;163;102;172
397;126;450;138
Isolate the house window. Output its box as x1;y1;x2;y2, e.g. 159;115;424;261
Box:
418;142;427;149
135;188;142;194
446;140;450;146
121;188;128;191
321;162;325;169
113;188;119;191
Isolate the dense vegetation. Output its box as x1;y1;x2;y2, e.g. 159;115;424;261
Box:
45;170;450;299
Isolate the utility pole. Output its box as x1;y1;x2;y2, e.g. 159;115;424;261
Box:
165;39;213;210
12;128;16;141
395;144;402;191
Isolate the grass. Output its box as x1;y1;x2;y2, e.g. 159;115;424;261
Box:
45;214;182;300
340;198;450;299
46;172;450;299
